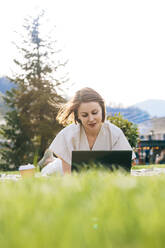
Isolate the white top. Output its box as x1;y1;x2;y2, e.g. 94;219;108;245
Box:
19;164;35;171
49;121;135;166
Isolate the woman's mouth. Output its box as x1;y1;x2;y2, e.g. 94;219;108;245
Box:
88;123;96;128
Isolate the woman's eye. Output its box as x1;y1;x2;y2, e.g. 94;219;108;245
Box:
92;112;98;115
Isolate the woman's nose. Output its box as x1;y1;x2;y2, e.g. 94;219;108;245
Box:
88;114;94;121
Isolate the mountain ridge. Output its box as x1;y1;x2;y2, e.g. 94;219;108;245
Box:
0;77;165;120
132;99;165;118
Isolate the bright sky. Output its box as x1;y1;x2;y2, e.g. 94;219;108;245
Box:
0;0;165;107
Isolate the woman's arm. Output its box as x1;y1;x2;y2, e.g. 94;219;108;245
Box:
132;159;136;166
61;159;71;174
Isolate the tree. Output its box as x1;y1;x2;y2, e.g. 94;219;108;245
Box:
0;12;68;170
107;113;139;148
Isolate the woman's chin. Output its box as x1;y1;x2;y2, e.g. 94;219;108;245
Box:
87;123;101;132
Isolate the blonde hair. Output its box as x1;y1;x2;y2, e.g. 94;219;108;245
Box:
57;87;106;125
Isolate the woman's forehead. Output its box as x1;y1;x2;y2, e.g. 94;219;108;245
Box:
78;102;101;112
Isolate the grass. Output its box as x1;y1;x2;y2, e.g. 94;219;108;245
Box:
132;163;165;170
1;163;165;174
0;168;165;248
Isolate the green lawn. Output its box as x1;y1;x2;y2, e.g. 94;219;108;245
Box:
0;169;165;248
132;163;165;170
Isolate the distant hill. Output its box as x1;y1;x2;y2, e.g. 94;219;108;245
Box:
138;117;165;139
0;77;15;94
106;106;151;124
132;99;165;118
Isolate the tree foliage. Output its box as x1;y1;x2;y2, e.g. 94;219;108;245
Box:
107;113;139;148
0;12;68;170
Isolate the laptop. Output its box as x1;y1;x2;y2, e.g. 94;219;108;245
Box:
72;150;132;172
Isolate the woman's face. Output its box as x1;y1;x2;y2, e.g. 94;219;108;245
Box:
78;102;103;133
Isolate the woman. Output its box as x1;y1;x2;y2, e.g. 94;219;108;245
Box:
39;87;135;175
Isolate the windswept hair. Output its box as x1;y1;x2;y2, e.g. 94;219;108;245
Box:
56;87;106;125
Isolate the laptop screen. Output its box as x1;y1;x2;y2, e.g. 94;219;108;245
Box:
72;150;132;172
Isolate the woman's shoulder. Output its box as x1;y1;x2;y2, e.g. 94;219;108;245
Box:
104;120;122;134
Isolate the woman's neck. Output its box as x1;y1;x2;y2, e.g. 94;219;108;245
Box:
84;123;102;138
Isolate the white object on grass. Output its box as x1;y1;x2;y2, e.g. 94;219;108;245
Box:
41;158;63;176
19;164;35;171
